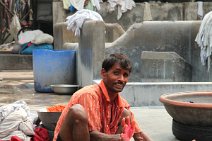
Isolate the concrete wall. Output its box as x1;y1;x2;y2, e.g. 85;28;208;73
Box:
54;20;212;82
53;1;212;30
53;22;124;49
99;2;212;30
121;82;212;106
105;21;206;82
52;1;212;82
93;80;212;106
140;51;192;82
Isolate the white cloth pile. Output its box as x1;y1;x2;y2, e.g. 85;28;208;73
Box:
195;11;212;70
0;101;35;141
18;29;54;45
66;9;104;36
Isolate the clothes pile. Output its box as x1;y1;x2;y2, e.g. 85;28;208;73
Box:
17;30;54;54
195;11;212;70
0;100;49;141
66;9;103;36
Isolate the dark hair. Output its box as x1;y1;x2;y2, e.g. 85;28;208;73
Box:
102;53;132;72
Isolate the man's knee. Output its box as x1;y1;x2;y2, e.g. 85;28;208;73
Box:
59;104;89;141
67;104;88;124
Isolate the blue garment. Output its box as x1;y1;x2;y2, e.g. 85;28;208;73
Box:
20;43;53;55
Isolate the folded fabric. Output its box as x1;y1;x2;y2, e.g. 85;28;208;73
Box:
18;30;43;45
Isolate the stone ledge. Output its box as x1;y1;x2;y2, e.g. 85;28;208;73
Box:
0;54;32;70
121;82;212;106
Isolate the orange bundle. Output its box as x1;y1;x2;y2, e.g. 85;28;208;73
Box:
47;105;66;112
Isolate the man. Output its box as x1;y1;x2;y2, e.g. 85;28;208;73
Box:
53;53;152;141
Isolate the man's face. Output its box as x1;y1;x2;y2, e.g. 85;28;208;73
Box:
101;63;130;93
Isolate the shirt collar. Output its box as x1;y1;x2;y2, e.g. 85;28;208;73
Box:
99;80;124;107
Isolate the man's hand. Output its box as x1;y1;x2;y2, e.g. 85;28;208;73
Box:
120;116;135;141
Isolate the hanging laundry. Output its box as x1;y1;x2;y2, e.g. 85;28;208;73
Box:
195;11;212;70
107;0;135;20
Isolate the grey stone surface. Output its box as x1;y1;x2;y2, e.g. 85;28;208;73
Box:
53;22;124;49
140;51;192;82
100;2;212;31
121;82;212;106
50;2;212;82
53;20;212;82
131;107;179;141
53;2;212;31
53;22;79;50
106;21;200;82
0;54;32;70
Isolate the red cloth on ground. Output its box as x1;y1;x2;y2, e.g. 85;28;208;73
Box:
0;136;22;141
31;127;50;141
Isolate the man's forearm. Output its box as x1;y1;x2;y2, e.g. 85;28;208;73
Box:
133;132;152;141
90;131;122;141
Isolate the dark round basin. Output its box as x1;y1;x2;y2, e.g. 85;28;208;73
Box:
159;91;212;126
37;112;61;131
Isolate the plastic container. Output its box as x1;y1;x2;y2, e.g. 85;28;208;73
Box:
33;49;76;93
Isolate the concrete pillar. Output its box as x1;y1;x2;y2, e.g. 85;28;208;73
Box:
77;20;105;87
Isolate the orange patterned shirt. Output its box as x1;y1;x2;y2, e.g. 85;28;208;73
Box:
53;80;141;141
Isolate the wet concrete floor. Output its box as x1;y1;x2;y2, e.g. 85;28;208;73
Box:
0;70;179;141
0;71;71;110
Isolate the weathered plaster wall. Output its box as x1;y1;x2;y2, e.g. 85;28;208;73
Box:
98;2;212;30
105;21;203;82
53;2;212;30
52;1;212;82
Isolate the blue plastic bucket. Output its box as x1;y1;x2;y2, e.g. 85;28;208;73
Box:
33;49;76;93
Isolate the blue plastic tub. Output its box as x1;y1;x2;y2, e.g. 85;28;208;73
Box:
33;49;76;93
